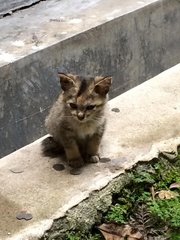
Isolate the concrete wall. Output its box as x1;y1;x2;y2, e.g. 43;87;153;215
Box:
0;0;180;158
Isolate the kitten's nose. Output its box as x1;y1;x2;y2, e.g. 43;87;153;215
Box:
77;112;85;120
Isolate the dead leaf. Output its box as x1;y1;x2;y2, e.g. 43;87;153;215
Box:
169;182;180;189
157;190;178;199
98;223;143;240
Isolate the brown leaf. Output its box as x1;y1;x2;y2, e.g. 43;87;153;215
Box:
98;223;143;240
169;182;180;189
157;190;178;199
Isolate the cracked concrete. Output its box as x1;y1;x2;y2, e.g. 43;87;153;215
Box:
0;64;180;240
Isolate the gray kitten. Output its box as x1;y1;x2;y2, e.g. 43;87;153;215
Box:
42;73;112;169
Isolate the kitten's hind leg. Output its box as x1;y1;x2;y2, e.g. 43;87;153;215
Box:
41;136;64;158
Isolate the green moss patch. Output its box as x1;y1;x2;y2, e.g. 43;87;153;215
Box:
66;150;180;240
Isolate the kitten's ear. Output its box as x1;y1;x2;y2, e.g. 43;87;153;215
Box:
94;76;112;96
58;73;76;91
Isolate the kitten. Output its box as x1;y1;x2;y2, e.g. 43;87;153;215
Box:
42;73;112;169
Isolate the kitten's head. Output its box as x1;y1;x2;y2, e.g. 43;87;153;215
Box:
58;73;112;122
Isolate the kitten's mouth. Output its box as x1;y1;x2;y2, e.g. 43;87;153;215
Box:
76;115;89;122
77;117;86;122
77;116;85;121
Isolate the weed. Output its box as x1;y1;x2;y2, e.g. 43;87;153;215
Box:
105;204;129;224
170;231;180;240
104;154;180;238
67;232;102;240
149;197;180;228
65;153;180;239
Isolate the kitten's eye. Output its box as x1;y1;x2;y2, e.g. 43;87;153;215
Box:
69;103;77;109
86;105;96;110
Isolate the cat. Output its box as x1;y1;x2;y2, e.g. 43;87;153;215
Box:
42;73;112;170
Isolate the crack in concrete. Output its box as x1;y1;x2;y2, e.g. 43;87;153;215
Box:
0;0;46;19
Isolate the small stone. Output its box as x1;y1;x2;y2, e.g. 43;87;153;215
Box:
24;213;33;220
53;164;65;171
70;168;82;175
16;211;33;221
111;108;120;113
99;158;111;163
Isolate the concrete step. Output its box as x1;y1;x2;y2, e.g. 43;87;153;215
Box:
0;64;180;240
0;0;180;157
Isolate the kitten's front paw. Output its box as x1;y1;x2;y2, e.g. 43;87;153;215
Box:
69;157;84;169
87;155;100;164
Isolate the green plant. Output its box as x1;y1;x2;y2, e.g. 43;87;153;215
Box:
65;153;180;239
149;198;180;228
154;160;180;189
170;231;180;240
105;204;129;224
131;171;155;184
67;233;80;240
67;232;101;240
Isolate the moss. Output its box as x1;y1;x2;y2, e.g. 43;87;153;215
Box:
100;153;180;239
149;198;180;228
67;232;102;240
105;203;129;224
41;151;180;240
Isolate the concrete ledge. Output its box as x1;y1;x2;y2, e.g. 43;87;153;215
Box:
0;64;180;240
0;0;180;157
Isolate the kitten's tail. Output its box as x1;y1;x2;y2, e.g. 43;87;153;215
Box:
41;136;64;158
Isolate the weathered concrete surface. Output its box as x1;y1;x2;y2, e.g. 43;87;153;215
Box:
0;0;40;17
42;173;131;240
0;0;180;157
0;64;180;240
0;0;159;65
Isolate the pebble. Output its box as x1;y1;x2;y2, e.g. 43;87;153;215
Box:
111;108;120;112
16;211;33;221
53;164;65;171
70;168;82;175
99;157;111;163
